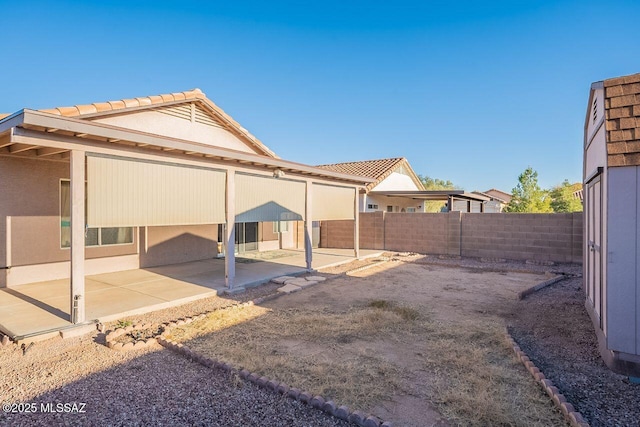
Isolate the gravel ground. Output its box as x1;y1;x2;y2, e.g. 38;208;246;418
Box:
0;254;601;426
507;276;640;427
0;289;350;426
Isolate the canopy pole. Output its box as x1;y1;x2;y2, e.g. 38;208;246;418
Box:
354;188;360;259
225;169;236;289
70;150;86;323
305;181;313;271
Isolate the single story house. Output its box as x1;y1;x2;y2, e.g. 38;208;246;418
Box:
583;71;640;377
472;189;512;213
316;157;489;213
0;89;373;324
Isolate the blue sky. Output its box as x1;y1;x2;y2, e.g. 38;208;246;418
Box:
1;0;638;192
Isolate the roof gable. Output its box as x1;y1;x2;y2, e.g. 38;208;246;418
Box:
316;158;424;191
602;72;640;166
38;89;277;158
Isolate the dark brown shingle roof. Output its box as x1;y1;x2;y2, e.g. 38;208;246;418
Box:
604;73;640;166
316;158;423;191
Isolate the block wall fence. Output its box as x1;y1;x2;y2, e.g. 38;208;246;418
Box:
320;211;583;264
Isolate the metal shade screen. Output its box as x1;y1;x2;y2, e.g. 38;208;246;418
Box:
312;183;355;220
235;173;305;223
87;155;226;227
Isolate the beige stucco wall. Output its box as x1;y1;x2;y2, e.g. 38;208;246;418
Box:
92;108;257;154
139;225;218;268
0;156;138;287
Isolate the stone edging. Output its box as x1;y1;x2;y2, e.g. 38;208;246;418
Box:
517;275;567;300
156;336;393;427
504;330;590;427
104;296;282;351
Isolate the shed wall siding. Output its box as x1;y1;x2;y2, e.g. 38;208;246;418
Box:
606;166;638;354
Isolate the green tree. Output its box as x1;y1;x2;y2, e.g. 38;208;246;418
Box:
505;167;552;213
550;180;583;212
418;174;460;212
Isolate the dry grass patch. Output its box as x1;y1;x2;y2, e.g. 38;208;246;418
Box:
422;319;566;427
166;293;566;426
166;300;422;408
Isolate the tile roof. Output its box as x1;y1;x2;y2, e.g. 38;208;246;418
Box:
483;188;512;203
37;88;278;158
603;72;640;166
316;158;423;191
0;114;9;120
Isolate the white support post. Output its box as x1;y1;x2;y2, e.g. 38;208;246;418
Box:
70;150;85;323
5;216;11;269
225;169;236;289
354;188;360;259
305;181;313;271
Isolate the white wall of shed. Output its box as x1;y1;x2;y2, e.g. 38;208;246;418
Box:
606;166;639;356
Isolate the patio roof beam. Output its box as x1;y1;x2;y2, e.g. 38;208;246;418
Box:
36;147;68;157
17;110;374;185
9;143;38;154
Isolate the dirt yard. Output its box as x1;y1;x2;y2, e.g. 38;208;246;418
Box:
167;255;568;426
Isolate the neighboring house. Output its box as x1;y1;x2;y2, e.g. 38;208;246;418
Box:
0;89;372;323
584;72;640;377
316;157;488;213
473;189;512;212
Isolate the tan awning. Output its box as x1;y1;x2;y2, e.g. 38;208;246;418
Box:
235;173;305;223
312;183;355;220
87;154;226;227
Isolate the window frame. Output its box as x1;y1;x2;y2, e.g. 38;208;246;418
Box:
60;179;134;249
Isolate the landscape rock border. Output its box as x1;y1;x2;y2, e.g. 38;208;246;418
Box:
104;299;276;351
103;271;396;426
504;330;590;427
156;336;394;427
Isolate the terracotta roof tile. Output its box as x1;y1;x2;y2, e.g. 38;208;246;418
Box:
36;88;278;158
0;113;9;120
604;72;640;166
135;97;152;106
122;98;138;108
76;104;98;115
316;158;423;191
93;102;112;112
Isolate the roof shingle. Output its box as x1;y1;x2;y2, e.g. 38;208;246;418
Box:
604;72;640;166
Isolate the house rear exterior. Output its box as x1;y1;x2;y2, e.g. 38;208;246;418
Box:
584;72;640;376
0;89;371;323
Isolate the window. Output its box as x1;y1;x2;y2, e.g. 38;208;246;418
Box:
60;180;133;248
273;221;289;233
387;205;393;212
367;204;378;210
407;207;416;213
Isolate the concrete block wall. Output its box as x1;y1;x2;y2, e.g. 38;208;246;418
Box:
319;220;354;249
321;211;583;264
384;212;457;255
460;213;581;263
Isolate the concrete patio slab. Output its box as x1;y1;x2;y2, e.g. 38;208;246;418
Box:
0;248;383;340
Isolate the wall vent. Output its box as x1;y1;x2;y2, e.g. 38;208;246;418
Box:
592;98;598;124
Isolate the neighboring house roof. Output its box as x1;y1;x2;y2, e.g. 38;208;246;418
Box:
316;157;424;192
0;114;8;120
482;188;512;204
602;72;640;167
37;88;278;158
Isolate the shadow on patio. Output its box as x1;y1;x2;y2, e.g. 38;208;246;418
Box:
0;248;382;340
